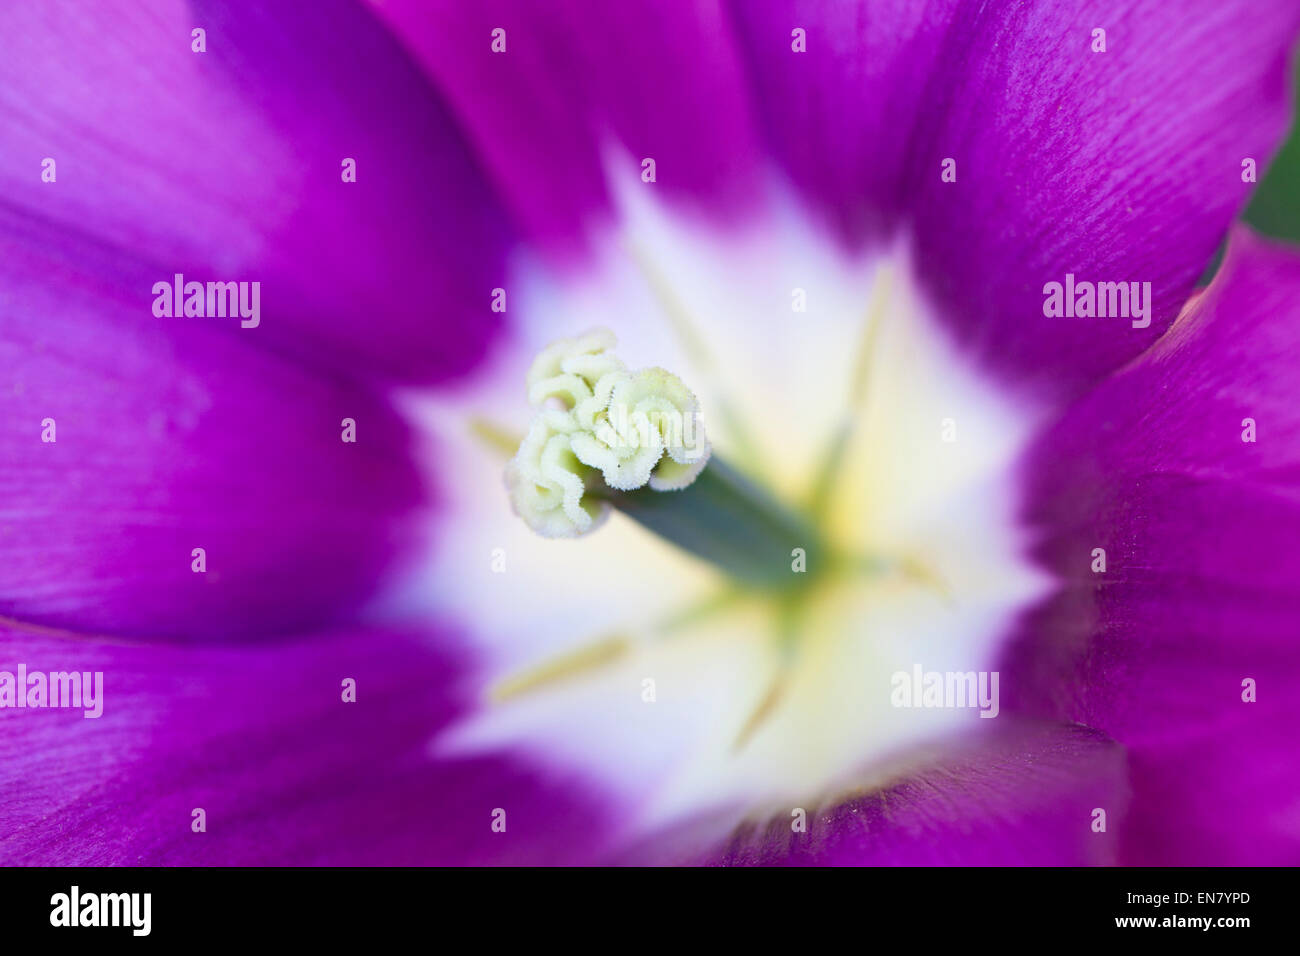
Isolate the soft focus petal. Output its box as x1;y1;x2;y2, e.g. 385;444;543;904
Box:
369;0;765;259
0;0;509;382
729;0;961;243
617;723;1128;865
1004;228;1300;863
0;624;611;864
0;229;422;640
733;0;1300;400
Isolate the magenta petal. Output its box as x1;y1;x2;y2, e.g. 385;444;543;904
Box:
0;625;613;864
1005;228;1300;863
371;0;765;259
1121;712;1300;865
734;0;1300;401
729;0;962;244
911;0;1300;400
0;0;510;383
626;723;1127;865
0;234;422;640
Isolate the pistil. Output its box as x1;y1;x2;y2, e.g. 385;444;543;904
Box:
505;329;825;590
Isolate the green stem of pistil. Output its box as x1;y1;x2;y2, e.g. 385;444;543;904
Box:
590;456;825;591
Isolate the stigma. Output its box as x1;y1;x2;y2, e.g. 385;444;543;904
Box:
506;328;710;537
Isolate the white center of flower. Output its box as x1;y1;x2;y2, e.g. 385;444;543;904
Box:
405;173;1052;844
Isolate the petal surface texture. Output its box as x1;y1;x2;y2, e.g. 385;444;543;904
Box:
0;0;510;382
0;625;612;864
733;0;1300;401
0;233;423;640
1007;229;1300;864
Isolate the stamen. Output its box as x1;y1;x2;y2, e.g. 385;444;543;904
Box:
732;598;805;750
469;418;523;457
805;264;894;521
489;635;630;702
622;238;767;474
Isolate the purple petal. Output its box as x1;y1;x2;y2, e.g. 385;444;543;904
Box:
1121;713;1300;865
1004;228;1300;863
0;624;613;864
0;0;509;382
729;0;962;244
0;232;422;640
370;0;765;259
733;0;1300;401
620;723;1128;865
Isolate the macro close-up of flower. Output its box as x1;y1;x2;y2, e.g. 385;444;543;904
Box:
3;0;1300;872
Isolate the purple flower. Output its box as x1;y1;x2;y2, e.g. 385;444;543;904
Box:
2;0;1298;865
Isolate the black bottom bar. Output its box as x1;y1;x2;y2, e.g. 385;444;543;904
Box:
0;865;1285;942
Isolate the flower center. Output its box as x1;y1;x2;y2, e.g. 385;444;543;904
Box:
413;178;1051;838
